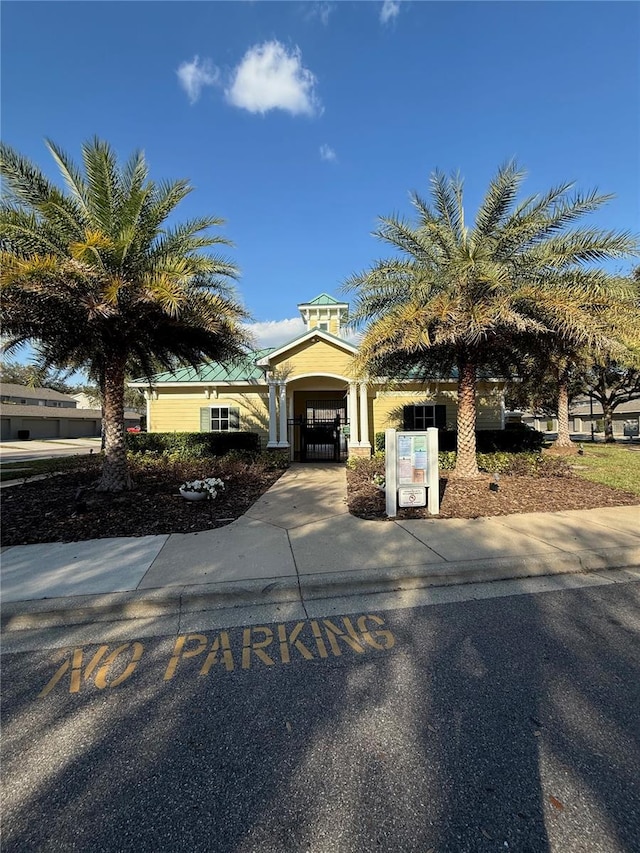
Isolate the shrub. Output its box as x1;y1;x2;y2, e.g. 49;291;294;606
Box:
127;431;261;459
438;451;457;469
437;428;544;453
476;451;572;476
376;428;543;453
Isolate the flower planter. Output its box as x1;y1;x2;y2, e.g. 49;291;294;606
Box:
179;487;208;502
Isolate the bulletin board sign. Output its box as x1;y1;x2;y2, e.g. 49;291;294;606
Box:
396;433;428;485
385;428;439;517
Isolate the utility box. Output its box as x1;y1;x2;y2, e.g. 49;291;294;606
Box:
384;428;439;518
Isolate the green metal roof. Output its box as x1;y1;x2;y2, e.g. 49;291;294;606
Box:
135;348;274;384
302;293;347;306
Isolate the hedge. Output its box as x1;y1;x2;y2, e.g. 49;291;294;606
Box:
126;431;261;458
375;427;544;453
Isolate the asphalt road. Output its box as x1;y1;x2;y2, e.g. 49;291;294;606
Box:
2;580;639;853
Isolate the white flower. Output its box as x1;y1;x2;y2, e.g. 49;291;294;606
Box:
180;477;226;498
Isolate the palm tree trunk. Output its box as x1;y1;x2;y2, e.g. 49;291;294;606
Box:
554;376;573;448
97;354;131;492
454;357;479;478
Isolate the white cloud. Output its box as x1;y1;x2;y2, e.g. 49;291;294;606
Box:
380;0;401;24
225;41;321;116
245;318;307;348
177;56;220;104
245;317;360;348
319;144;337;162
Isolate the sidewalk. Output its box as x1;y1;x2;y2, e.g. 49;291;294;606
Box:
2;464;639;630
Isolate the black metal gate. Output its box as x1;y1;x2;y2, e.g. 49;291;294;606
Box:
288;398;348;462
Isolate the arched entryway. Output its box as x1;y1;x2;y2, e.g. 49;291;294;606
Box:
289;388;349;461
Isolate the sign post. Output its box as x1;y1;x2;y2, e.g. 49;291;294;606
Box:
384;427;439;518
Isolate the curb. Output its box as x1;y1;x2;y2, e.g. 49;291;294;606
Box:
1;576;302;631
2;545;639;632
299;546;640;599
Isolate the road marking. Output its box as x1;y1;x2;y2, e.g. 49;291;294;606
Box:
37;614;396;697
39;641;144;697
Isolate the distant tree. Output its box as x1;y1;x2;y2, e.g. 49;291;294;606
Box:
0;358;73;394
1;138;251;491
584;362;640;442
346;162;637;474
505;269;640;443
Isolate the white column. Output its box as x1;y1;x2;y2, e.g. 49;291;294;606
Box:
359;382;371;448
278;382;289;447
348;382;360;447
267;380;278;447
144;390;152;433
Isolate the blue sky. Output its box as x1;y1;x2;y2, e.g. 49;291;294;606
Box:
3;0;639;350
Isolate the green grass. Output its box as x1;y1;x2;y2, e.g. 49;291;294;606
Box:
0;454;101;482
571;444;640;496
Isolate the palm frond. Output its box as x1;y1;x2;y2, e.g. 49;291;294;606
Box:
472;160;525;243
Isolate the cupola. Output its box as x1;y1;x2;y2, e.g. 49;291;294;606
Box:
297;293;349;336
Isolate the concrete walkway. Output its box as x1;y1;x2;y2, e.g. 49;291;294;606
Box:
1;463;639;630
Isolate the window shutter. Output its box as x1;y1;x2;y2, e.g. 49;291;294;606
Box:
402;406;413;431
200;407;211;432
435;405;447;428
229;407;240;430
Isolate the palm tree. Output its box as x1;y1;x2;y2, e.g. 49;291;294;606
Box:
1;138;251;491
345;163;637;476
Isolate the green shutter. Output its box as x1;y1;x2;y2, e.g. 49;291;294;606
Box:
435;405;447;428
402;406;413;431
229;407;240;430
200;407;211;432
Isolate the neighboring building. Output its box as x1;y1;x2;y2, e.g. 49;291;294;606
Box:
1;384;77;409
0;383;140;440
130;294;506;461
568;397;640;438
518;398;640;438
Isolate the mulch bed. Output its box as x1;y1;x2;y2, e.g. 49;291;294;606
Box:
1;456;286;546
347;469;639;521
2;454;637;546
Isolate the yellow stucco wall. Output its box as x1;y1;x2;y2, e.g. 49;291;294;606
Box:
307;316;340;336
149;387;270;443
270;338;354;379
371;381;503;438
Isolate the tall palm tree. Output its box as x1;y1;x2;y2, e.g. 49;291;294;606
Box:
1;138;251;491
345;163;637;476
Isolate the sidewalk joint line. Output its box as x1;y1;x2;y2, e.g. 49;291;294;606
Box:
392;519;450;561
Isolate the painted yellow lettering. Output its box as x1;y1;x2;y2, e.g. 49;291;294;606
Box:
322;619;365;656
310;620;328;658
164;634;208;681
241;627;274;669
38;644;110;698
199;632;235;675
277;622;314;663
357;615;396;650
94;642;144;689
38;658;70;698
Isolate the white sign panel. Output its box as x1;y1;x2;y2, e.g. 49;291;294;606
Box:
385;427;439;518
398;487;426;507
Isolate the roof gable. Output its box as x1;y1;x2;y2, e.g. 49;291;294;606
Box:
256;328;358;366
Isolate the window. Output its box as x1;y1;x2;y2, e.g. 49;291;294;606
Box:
201;406;240;432
317;322;329;331
403;404;447;430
